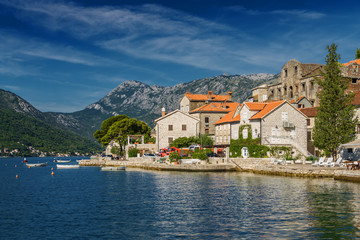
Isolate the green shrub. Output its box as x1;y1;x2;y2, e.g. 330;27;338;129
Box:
169;152;180;162
229;139;269;158
306;155;318;162
128;148;139;157
192;151;208;160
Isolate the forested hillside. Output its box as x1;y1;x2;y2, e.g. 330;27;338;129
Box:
0;108;101;156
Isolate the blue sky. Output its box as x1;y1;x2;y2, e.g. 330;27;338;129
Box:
0;0;359;112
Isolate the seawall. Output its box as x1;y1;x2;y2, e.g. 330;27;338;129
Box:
79;157;360;182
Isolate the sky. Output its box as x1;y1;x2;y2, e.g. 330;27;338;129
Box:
0;0;359;113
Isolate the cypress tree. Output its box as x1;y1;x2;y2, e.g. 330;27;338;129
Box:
356;48;360;59
313;43;358;160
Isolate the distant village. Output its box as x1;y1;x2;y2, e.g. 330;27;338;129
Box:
148;58;360;160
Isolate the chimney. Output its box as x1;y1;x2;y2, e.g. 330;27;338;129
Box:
161;107;166;117
208;91;213;100
228;92;232;101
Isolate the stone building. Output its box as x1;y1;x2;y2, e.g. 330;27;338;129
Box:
154;109;200;151
214;109;241;146
237;100;308;156
189;102;239;137
250;59;360;106
299;107;318;155
180;91;233;113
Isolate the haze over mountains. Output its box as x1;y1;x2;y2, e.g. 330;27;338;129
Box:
1;73;278;141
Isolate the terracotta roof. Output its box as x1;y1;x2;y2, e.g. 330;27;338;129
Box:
190;102;239;113
343;59;360;67
244;102;266;111
299;107;318;117
215;111;240;125
185;92;230;101
249;100;285;120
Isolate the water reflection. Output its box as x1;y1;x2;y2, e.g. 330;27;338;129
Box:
1;159;360;239
305;180;360;238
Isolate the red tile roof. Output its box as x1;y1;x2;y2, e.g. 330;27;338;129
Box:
215;111;240;125
249;100;285;120
299;107;318;117
343;59;360;67
185;92;231;101
190;102;239;113
244;102;266;111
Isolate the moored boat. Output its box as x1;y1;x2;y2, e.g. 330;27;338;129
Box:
101;166;126;171
26;162;47;168
57;164;79;169
57;160;71;163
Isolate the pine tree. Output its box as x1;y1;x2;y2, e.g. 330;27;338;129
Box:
313;44;358;160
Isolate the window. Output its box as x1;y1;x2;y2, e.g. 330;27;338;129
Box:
168;125;173;131
284;69;288;77
186;106;189;112
295;66;298;75
352;78;357;84
302;83;305;91
219;136;222;143
307;131;311;141
307;119;311;126
242;128;248;139
205;117;209;123
168;137;173;144
281;112;288;122
224;136;227;143
348;148;353;153
182;124;187;131
205;128;209;134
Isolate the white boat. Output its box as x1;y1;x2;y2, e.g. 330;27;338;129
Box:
101;166;126;171
26;162;47;168
57;164;79;169
57;160;71;163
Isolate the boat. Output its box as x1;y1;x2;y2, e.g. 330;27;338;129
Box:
101;166;126;171
57;160;71;163
23;158;28;163
57;164;79;169
26;162;47;168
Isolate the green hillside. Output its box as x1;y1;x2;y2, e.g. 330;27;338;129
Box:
0;108;102;156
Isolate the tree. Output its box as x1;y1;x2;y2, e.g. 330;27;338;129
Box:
356;48;360;59
94;115;151;156
313;43;358;160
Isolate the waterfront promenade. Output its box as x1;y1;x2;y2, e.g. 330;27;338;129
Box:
79;157;360;182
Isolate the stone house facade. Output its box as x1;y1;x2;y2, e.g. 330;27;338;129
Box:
180;91;233;113
250;59;360;107
214;110;240;146
189;102;239;137
154;109;200;151
299;107;318;155
237;100;308;156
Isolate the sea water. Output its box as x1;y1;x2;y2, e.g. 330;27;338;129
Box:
1;157;360;239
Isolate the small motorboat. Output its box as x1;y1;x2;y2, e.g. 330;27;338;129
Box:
26;162;47;168
101;166;126;171
57;164;79;169
23;158;28;163
57;160;71;163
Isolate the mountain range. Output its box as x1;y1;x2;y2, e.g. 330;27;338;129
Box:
1;73;278;142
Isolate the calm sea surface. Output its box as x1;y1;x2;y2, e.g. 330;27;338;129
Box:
1;157;360;239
